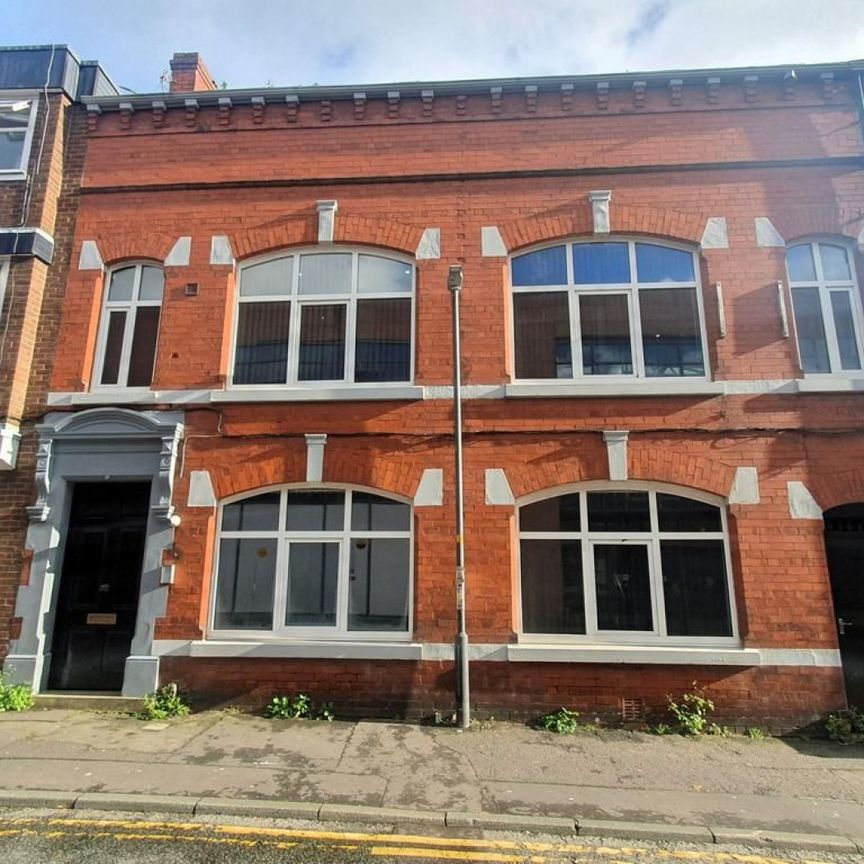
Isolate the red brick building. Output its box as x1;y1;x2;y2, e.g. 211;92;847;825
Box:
4;53;864;727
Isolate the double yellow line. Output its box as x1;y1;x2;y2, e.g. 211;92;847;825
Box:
0;815;828;864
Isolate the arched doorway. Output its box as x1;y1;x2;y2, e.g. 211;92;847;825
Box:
824;504;864;707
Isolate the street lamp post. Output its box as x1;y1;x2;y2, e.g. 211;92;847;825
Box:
448;264;470;731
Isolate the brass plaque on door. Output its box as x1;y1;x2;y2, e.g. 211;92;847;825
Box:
86;613;117;626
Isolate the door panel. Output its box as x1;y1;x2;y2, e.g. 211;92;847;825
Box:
49;482;150;691
824;505;864;708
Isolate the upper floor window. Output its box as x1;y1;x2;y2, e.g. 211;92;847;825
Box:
511;240;706;380
0;99;37;176
212;487;412;639
518;486;736;645
786;241;863;375
0;259;9;316
94;264;164;388
232;249;414;386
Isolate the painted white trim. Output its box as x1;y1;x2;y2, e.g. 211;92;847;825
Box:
485;468;515;505
164;236;191;266
700;217;729;250
729;467;760;505
415;228;441;260
508;645;760;665
0;258;8;319
755;217;785;247
210;235;234;265
423;385;505;399
305;433;327;482
481;226;508;257
588;190;612;234
506;381;724;398
191;641;422;660
788;481;823;520
602;430;629;481
759;648;842;667
187;470;216;508
316;200;338;243
78;240;104;271
213;385;424;402
0;97;37;178
0;421;21;470
414;468;444;506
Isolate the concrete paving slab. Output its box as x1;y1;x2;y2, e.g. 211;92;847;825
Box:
578;818;714;843
710;826;860;853
76;792;198;814
319;803;445;826
445;811;575;833
0;789;77;809
195;797;322;820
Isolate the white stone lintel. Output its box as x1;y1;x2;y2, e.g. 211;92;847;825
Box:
602;430;629;481
316;200;338;243
305;433;327;483
755;217;785;247
414;468;443;506
187;470;216;508
415;227;441;260
788;481;822;520
481;226;508;257
729;466;760;505
210;235;234;265
165;236;192;267
588;190;612;234
78;240;104;271
0;422;21;470
701;217;729;249
485;468;515;505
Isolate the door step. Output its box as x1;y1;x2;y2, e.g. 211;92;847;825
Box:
34;692;145;712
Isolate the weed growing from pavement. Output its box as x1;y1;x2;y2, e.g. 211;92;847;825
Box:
0;674;33;713
265;693;334;721
746;726;767;741
137;683;191;720
667;683;715;736
539;707;581;734
825;707;864;744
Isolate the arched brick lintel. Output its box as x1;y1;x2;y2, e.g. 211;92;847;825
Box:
771;206;864;245
95;233;176;266
498;205;704;253
810;468;864;513
231;214;423;260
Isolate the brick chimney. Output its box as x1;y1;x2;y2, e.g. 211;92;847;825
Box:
169;53;217;92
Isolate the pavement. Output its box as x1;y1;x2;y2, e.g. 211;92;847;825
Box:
0;708;863;854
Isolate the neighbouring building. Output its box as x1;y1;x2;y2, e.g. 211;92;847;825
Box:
0;45;117;668
3;51;864;727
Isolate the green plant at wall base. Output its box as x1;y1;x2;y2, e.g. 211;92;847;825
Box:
540;707;581;734
0;675;34;713
315;702;335;722
667;683;715;736
647;722;673;735
266;693;312;720
745;727;766;741
825;708;864;745
138;683;191;720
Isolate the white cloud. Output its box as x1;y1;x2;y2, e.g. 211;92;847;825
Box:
5;0;864;92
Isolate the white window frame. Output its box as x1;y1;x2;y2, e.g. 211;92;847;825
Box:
0;258;9;316
92;262;164;390
510;237;709;383
229;246;416;388
0;94;38;179
786;239;864;378
516;481;739;648
209;484;414;642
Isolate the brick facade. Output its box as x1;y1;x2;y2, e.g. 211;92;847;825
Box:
5;57;864;727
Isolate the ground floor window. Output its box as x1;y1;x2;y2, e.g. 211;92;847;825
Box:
212;487;412;638
518;486;736;644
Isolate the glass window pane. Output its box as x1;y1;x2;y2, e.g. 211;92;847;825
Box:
107;267;135;302
126;306;160;387
234;301;291;384
285;542;339;626
285;491;344;531
358;255;413;294
657;494;722;532
661;540;732;637
820;244;852;281
580;294;632;375
240;258;293;297
139;266;164;301
0;101;30;169
348;538;409;631
222;492;280;532
99;310;127;385
511;246;567;286
520;539;585;634
351;492;410;531
355;298;411;382
298;253;352;294
594;544;653;631
513;292;571;379
572;243;630;284
588;492;650;532
792;287;830;373
519;495;581;532
635;244;695;282
786;245;816;282
298;304;346;381
831;291;861;370
213;538;276;629
639;287;704;377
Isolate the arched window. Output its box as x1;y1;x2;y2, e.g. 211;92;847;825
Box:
786;240;863;375
518;485;736;644
94;263;164;388
510;239;706;380
231;248;414;386
212;487;412;639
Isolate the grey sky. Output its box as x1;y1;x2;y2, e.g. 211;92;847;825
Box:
5;0;864;94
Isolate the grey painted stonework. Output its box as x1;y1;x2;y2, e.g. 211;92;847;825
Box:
700;217;729;249
414;468;443;506
755;217;785;247
602;430;629;481
729;467;760;505
481;226;507;257
164;236;191;266
788;481;822;520
2;409;184;697
187;470;216;507
78;240;104;270
305;433;327;482
209;235;234;265
415;227;441;260
589;190;612;234
485;469;514;506
316;200;338;243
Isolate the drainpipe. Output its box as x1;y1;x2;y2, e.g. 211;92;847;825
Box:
448;264;470;731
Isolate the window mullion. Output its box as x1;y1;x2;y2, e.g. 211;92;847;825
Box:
650;538;667;637
820;285;843;373
345;299;357;384
569;289;581;378
630;287;644;378
583;537;598;636
339;490;352;632
117;300;137;387
286;299;301;384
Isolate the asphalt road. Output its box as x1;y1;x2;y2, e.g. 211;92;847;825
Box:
0;812;852;864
